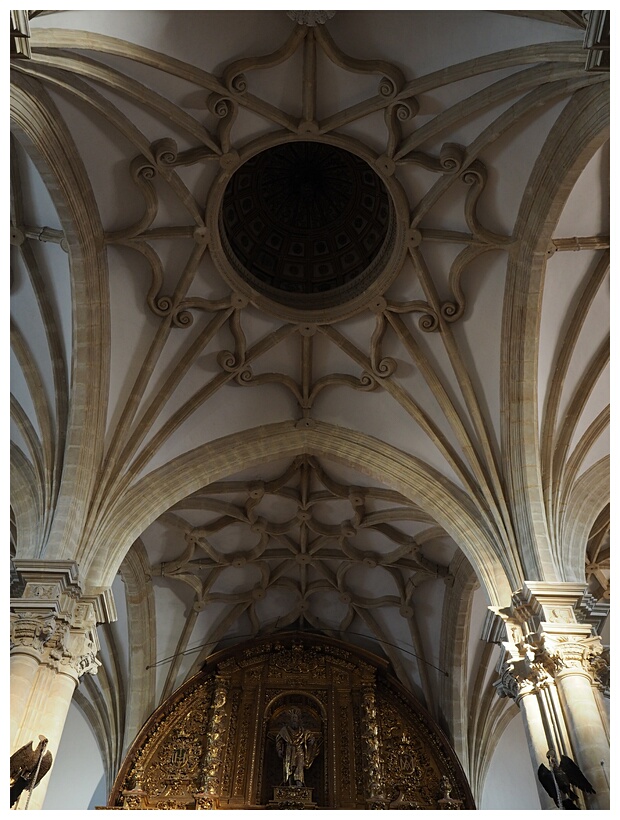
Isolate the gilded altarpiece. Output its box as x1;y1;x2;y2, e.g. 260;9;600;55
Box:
107;634;474;809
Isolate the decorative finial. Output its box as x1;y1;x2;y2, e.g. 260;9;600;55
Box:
287;11;336;27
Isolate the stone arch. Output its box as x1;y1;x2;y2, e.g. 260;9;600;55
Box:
83;421;514;605
560;456;610;582
501;83;609;582
11;73;110;562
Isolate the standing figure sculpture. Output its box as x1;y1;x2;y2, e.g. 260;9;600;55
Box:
276;708;320;787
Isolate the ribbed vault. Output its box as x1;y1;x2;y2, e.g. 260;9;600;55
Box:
10;10;608;808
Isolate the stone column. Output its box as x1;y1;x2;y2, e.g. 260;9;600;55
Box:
548;633;609;808
494;582;610;811
494;651;560;808
10;607;56;747
10;560;115;810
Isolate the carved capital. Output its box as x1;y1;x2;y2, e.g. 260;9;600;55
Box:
495;627;604;698
493;631;559;701
492;583;608;697
493;664;521;700
523;632;563;676
64;626;103;677
34;617;101;678
546;633;604;680
10;609;56;654
493;656;553;702
10;564;112;680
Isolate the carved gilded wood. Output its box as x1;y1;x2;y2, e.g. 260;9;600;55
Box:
107;633;474;809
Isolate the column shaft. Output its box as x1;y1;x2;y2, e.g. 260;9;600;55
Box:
10;652;41;749
10;563;114;810
517;689;555;809
12;663;78;810
555;671;610;809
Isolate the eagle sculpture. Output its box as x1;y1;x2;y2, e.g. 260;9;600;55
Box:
10;735;53;808
537;749;595;810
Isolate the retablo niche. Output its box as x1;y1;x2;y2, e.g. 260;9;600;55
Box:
219;141;397;313
107;633;476;810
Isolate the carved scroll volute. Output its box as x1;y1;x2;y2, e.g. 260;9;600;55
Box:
196;675;231;805
361;682;386;808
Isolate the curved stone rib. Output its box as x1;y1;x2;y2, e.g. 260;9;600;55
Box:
540;251;609;527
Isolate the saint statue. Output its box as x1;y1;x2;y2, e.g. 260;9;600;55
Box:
275;707;320;787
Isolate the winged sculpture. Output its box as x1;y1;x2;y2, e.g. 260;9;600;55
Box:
537;749;595;810
10;735;53;808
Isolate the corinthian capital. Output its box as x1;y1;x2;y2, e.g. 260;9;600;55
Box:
546;633;604;679
493;652;555;702
10;561;115;680
492;583;608;696
59;626;102;677
493;664;521;700
10;609;56;654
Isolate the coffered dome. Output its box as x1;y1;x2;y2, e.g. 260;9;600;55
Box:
220;142;394;310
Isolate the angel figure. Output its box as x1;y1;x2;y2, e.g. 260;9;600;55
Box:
537;749;595;809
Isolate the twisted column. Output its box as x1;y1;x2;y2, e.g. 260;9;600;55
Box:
360;682;385;808
195;675;230;808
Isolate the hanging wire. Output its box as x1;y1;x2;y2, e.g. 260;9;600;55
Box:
146;620;448;676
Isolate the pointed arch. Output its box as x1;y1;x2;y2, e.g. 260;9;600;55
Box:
10;72;111;559
81;421;515;605
501;83;609;581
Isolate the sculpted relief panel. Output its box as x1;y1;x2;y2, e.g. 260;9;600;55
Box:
107;634;474;809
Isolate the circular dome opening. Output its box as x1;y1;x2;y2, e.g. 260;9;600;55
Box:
219;142;395;312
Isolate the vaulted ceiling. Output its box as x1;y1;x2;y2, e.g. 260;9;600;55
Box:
10;10;609;803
